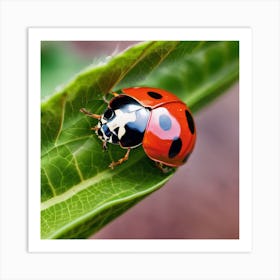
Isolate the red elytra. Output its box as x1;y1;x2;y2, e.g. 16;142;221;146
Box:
121;87;182;108
121;87;196;167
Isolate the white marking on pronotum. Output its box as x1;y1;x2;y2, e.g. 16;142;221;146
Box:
106;109;137;139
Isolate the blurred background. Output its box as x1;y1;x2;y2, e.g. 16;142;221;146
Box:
41;41;239;239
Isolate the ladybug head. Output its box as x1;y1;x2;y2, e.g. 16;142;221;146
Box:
96;108;120;145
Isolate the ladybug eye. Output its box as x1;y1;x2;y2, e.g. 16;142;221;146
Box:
103;108;115;120
102;124;111;137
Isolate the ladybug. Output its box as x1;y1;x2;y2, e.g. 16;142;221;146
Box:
80;87;196;171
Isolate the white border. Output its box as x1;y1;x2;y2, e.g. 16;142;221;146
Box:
28;27;252;253
1;1;279;279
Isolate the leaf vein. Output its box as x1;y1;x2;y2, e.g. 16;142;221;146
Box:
44;175;171;239
54;93;67;146
107;41;157;91
42;167;57;197
64;145;85;182
41;135;92;158
40;153;144;211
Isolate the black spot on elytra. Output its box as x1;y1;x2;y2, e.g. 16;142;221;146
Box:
159;114;172;131
182;153;191;163
147;91;162;99
185;110;195;134
168;137;182;158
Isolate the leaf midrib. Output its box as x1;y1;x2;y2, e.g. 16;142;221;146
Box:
188;60;239;107
45;174;172;239
41;148;147;211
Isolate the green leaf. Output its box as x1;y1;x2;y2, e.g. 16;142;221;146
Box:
41;41;239;239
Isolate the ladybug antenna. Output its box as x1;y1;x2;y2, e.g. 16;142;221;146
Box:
80;108;101;119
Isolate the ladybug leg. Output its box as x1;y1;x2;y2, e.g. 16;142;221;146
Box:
90;126;99;131
109;148;131;169
80;108;101;119
155;162;174;173
102;140;108;151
